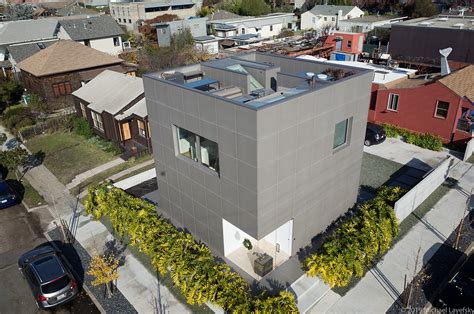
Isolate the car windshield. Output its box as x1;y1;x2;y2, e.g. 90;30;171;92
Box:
41;275;70;294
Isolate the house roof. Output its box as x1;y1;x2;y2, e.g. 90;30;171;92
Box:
207;9;241;21
59;16;124;40
339;15;404;23
308;5;358;16
7;40;57;63
56;5;97;17
439;65;474;101
116;98;147;120
0;19;58;46
73;70;144;115
17;40;123;77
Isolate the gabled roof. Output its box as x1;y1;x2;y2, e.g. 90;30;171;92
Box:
439;65;474;101
308;5;358;16
116;98;147;120
7;40;58;63
0;19;58;46
73;70;144;115
207;9;241;21
17;40;123;77
59;16;124;40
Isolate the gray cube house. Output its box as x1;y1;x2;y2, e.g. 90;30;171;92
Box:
144;52;372;278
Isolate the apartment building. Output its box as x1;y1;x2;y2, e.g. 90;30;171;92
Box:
143;53;372;278
109;0;201;32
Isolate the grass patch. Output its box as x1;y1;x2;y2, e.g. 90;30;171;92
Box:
6;172;46;208
25;131;118;184
70;154;153;196
332;178;454;296
360;152;404;189
99;216;213;314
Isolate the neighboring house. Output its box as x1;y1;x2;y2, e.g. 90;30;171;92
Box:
17;40;136;109
143;53;373;279
389;16;474;67
110;0;202;32
0;19;59;61
369;65;474;145
154;17;206;47
58;16;124;55
209;13;296;39
325;31;365;57
72;70;151;153
301;5;364;31
194;35;219;55
338;15;407;33
5;39;58;77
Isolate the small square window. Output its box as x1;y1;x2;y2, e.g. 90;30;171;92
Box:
333;119;349;149
435;101;449;119
347;40;352;48
200;137;219;172
177;127;198;161
387;93;399;111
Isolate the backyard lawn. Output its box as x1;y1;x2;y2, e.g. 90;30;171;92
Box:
25;132;118;184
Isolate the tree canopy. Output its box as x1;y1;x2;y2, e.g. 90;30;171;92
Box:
240;0;271;15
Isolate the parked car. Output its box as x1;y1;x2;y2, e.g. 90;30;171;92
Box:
365;122;386;146
0;180;19;209
18;245;79;309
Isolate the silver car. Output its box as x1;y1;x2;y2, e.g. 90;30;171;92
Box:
18;245;79;309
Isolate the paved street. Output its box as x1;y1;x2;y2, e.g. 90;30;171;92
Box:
0;203;99;314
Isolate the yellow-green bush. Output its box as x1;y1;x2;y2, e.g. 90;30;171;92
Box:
304;186;403;288
85;183;298;313
382;124;443;151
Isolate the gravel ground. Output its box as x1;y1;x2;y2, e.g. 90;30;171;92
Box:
47;228;137;314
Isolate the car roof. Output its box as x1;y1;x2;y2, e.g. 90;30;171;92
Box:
367;123;383;132
31;255;66;283
0;181;11;193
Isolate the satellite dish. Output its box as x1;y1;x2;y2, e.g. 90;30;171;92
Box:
439;47;452;57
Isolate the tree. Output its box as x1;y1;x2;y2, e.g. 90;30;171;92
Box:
6;3;35;20
0;147;29;179
404;0;438;17
239;0;271;16
170;28;195;50
87;254;120;298
28;94;48;116
0;79;23;109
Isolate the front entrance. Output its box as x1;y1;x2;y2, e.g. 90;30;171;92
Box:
121;122;131;140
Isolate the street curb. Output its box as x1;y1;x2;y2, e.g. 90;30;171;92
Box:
43;231;106;314
23;202;48;213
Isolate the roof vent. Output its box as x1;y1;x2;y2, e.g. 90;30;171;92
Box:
439;47;452;76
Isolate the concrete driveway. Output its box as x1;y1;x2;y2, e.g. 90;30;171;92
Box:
0;204;98;314
364;138;451;172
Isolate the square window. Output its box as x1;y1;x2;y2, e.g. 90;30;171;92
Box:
200;137;219;173
177;126;198;161
347;40;352;48
113;37;120;46
333;119;349;149
435;101;449;119
387;93;399;111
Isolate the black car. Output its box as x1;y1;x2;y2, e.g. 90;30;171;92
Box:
365;123;386;146
18;245;79;309
0;180;19;209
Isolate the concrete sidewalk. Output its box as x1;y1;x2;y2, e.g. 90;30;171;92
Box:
66;158;126;190
308;160;473;313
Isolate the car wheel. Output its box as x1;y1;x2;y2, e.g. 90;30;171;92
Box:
364;139;371;146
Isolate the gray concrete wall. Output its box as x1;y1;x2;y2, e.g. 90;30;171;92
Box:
463;138;474;162
201;65;250;93
394;157;453;222
256;71;373;254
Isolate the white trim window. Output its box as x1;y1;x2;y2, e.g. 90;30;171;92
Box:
387;93;399;111
435;100;449;119
91;111;104;131
137;120;146;137
80;102;86;118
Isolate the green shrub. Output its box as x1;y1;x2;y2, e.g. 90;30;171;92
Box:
1;105;35;131
381;124;443;151
304;186;404;288
87;136;121;154
73;117;94;139
85;184;298;312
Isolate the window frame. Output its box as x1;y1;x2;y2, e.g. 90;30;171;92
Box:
387;93;399;112
434;100;449;119
333;118;351;151
91;111;104;132
113;37;120;47
137;120;146;137
52;81;72;97
347;40;352;48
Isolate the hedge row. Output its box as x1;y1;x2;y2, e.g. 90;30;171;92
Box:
85;183;298;313
304;186;404;288
382;124;443;151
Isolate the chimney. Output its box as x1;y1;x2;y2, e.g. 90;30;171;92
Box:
439;47;452;76
336;9;342;29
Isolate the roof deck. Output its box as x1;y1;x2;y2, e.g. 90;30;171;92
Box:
144;52;369;110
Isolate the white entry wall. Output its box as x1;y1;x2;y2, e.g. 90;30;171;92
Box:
262;219;293;256
222;218;255;256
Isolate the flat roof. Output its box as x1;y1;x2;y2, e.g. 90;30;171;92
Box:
340;15;405;23
397;15;474;30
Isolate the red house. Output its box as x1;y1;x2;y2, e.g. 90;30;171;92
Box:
325;32;365;55
369;65;474;146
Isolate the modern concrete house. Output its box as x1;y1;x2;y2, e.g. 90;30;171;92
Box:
154;17;207;47
143;53;372;279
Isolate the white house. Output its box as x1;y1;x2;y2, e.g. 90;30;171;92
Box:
338;15;407;33
301;5;364;31
194;36;219;55
57;16;124;55
209;13;296;39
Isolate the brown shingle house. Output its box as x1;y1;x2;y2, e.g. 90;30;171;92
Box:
72;70;151;155
17;40;136;109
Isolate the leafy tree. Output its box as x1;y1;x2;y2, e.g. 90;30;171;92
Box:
28;94;48;115
73;117;94;139
0;147;29;179
406;0;438;18
216;0;242;14
5;3;35;20
239;0;271;16
87;254;120;298
170;28;195;50
0;79;23;108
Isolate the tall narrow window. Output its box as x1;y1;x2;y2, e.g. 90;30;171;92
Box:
333;118;349;149
241;28;245;34
91;111;104;131
270;25;273;31
435;101;449;119
200;137;219;172
137;120;146;137
113;37;120;47
177;127;197;161
347;40;352;48
387;93;399;111
80;102;86;117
